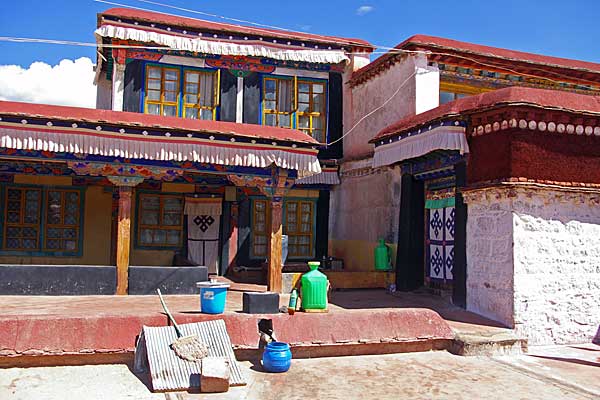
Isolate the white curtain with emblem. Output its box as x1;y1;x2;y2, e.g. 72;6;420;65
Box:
185;198;222;274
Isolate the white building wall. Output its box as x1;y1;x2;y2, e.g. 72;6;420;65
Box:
464;186;600;345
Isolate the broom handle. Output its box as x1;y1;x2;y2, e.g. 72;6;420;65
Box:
156;289;183;338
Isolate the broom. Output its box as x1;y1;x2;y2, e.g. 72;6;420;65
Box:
156;289;209;362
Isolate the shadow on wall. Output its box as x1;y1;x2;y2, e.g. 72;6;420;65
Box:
594;325;600;345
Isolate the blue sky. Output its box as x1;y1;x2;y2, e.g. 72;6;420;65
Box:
1;0;599;67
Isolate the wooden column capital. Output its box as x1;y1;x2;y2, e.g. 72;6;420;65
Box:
107;175;144;187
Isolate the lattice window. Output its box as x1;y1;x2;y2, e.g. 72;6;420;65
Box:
3;187;82;253
263;77;294;128
183;70;220;120
145;66;180;117
250;198;315;259
4;187;41;250
296;80;326;143
284;200;314;257
138;194;184;247
45;190;81;252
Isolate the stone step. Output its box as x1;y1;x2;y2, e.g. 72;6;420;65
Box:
450;331;528;356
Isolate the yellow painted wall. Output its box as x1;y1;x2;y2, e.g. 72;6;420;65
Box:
329;239;397;272
0;183;113;265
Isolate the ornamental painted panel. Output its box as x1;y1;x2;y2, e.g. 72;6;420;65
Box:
426;206;455;283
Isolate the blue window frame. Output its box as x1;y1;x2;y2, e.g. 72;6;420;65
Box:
0;184;85;256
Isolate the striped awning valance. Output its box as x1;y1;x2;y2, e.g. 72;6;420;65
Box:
0;124;321;176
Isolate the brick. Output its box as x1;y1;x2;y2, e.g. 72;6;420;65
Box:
201;357;230;393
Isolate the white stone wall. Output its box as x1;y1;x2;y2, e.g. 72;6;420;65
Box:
464;186;600;345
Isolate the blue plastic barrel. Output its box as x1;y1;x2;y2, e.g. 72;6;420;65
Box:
196;281;230;314
262;341;292;373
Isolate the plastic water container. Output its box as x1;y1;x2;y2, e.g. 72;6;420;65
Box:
301;261;328;310
262;341;292;373
196;281;230;314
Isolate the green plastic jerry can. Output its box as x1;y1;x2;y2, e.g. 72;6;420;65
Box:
374;239;392;271
301;261;328;310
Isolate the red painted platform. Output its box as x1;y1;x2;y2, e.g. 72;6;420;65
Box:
0;288;506;367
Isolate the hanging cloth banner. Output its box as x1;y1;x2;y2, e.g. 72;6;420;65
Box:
185;197;222;274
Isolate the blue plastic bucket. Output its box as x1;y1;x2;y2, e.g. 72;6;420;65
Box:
262;342;292;373
196;282;230;314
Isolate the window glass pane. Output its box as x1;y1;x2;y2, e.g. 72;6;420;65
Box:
167;230;180;245
199;73;214;107
312;117;322;129
313;84;324;94
164;92;177;103
163;213;181;226
147;90;160;101
147;104;160;115
165;70;178;81
185;94;198;104
185;107;198;119
141;210;159;225
163;80;176;92
278;80;293;113
148;80;161;90
154;230;167;243
163;106;177;117
200;109;213;120
312;130;324;142
278;113;290;128
298;93;309;103
313;93;323;110
140;229;153;244
265;113;276;126
23;239;37;249
298;103;309;113
264;100;276;110
298;83;310;92
163;197;182;211
142;196;160;210
64;240;77;251
148;68;161;79
186;72;199;83
298;116;309;129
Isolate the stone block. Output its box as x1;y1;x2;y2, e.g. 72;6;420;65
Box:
201;357;230;393
242;292;280;314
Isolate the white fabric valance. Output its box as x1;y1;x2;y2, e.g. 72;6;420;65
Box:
372;126;469;168
0;126;321;176
185;197;222;216
295;168;340;185
95;25;350;65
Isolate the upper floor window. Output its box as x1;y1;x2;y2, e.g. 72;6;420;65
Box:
262;76;327;143
144;65;219;120
439;91;468;105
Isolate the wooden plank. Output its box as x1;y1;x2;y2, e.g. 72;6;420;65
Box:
116;186;132;295
267;199;283;293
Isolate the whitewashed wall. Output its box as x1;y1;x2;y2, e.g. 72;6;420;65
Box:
464;186;600;345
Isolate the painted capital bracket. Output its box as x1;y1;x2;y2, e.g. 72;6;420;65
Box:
107;175;145;187
67;161;183;182
227;167;294;199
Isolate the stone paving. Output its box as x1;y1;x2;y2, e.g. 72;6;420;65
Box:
1;345;598;400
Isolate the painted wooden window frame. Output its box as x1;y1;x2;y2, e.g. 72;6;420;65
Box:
144;65;181;117
261;75;328;143
142;62;220;120
0;184;85;257
296;80;327;143
283;199;315;258
135;192;185;249
249;197;316;260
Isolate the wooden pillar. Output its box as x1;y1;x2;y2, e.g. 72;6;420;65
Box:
227;203;239;270
116;186;132;295
266;198;283;293
108;176;143;295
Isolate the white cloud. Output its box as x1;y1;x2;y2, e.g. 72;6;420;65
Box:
356;5;374;16
0;57;96;108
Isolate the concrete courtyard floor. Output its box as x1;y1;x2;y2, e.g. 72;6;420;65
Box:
1;344;598;400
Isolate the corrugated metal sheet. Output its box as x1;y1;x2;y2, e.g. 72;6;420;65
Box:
135;319;246;392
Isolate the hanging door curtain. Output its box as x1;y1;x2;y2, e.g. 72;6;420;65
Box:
185;197;222;274
425;186;455;283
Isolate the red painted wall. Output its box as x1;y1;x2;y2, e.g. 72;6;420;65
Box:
468;129;600;185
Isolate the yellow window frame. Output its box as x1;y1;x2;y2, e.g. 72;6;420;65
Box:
137;194;184;248
182;69;220;120
144;65;180;117
296;80;327;143
262;76;296;128
3;187;42;251
43;189;81;253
